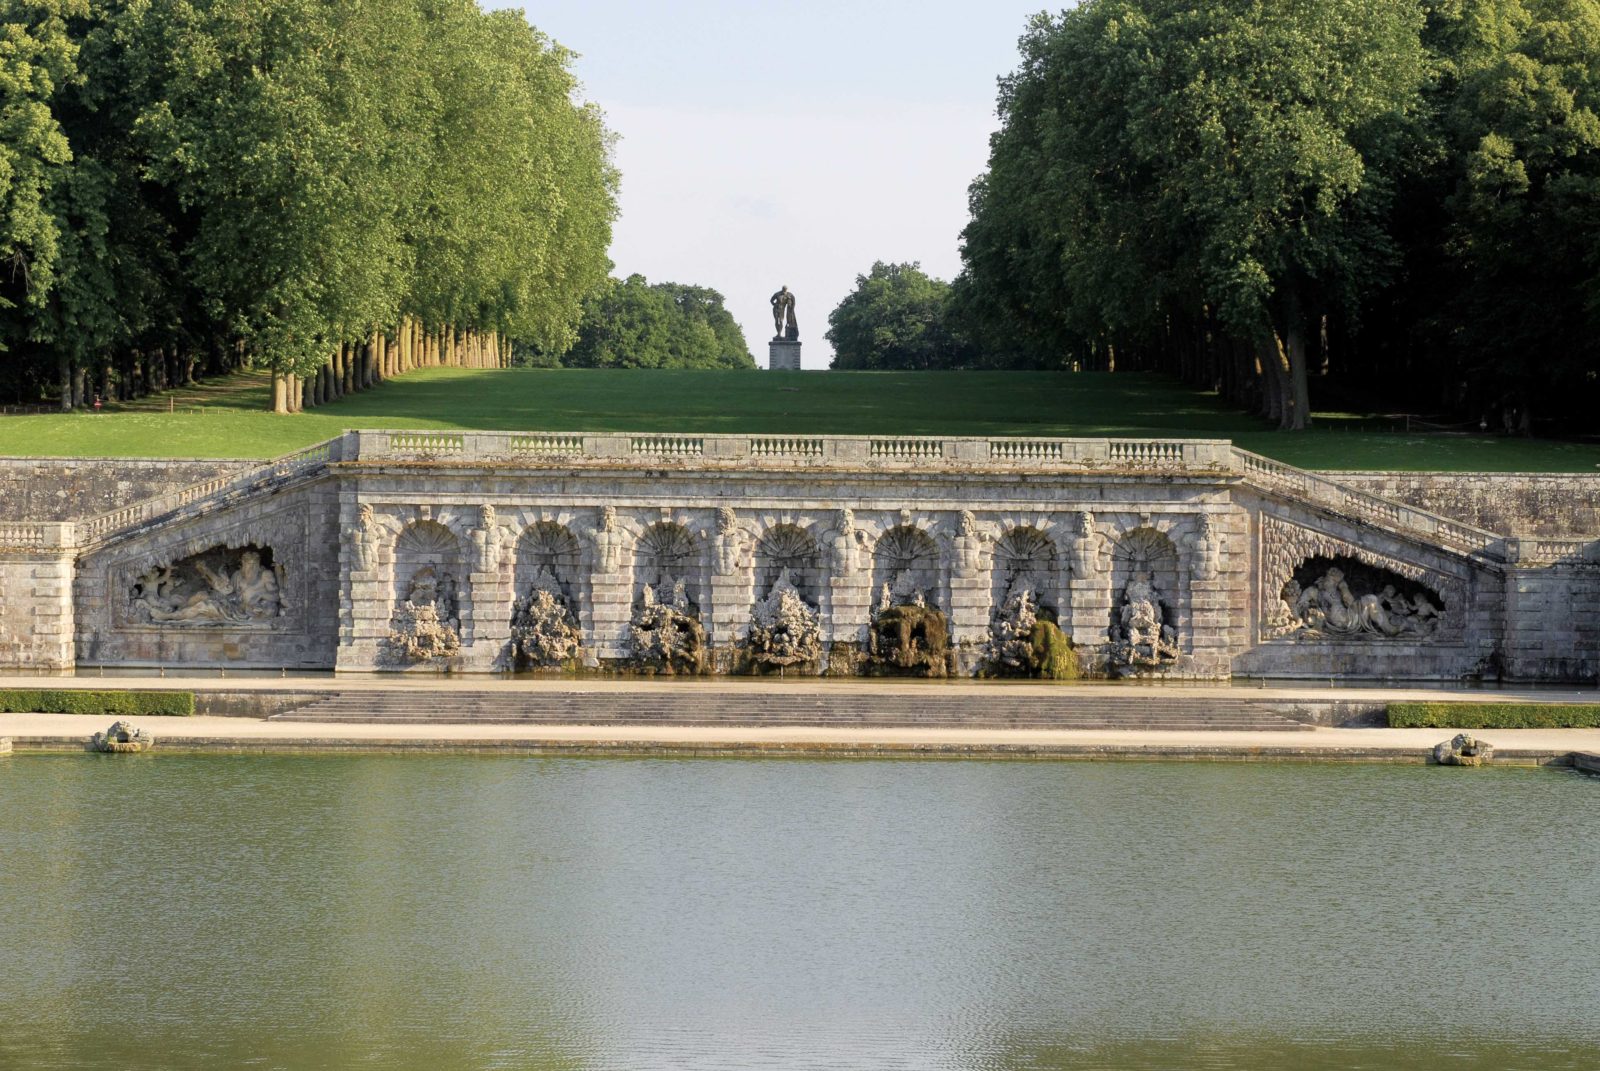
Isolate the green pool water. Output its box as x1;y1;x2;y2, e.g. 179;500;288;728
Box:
2;755;1595;1070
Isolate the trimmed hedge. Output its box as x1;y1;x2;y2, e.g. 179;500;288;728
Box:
1388;702;1600;729
0;689;194;717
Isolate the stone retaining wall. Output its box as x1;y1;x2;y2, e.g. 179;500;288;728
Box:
0;436;1594;682
0;458;256;521
1334;472;1600;538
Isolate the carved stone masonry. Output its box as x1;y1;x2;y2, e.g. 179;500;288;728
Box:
129;545;285;627
1260;515;1462;642
1107;572;1178;672
745;567;821;669
509;565;582;668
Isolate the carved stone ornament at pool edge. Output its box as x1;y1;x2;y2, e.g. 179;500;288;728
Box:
129;545;285;626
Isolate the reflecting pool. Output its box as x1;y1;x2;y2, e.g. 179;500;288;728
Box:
2;756;1596;1070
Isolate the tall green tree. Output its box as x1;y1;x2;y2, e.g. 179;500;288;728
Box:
560;274;753;369
827;261;976;370
0;0;83;359
961;0;1430;428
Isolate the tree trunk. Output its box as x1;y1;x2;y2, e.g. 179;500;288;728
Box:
272;372;288;413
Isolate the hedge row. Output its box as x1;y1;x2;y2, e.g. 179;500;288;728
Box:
0;690;194;717
1388;702;1600;729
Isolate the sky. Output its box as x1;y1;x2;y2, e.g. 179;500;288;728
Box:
499;1;1056;368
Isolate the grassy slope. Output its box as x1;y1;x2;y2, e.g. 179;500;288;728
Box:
1;366;1596;472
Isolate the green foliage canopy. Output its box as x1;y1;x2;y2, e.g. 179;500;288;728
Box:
826;261;976;370
558;274;753;369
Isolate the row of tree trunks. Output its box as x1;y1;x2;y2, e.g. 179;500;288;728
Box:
54;345;224;411
271;324;508;412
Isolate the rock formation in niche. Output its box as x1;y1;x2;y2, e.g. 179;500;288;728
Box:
745;568;821;671
386;566;461;662
629;575;706;674
509;566;582;668
984;577;1077;680
1277;558;1443;639
1107;572;1178;672
868;571;953;677
130;546;284;626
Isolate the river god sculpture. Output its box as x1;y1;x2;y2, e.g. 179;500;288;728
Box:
130;547;283;626
1278;565;1443;639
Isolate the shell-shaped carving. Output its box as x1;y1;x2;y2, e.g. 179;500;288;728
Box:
873;525;938;571
395;520;460;555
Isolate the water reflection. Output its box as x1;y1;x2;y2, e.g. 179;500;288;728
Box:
1;756;1596;1070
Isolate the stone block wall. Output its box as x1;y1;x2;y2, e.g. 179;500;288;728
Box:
73;481;341;670
0;458;256;521
1333;472;1600;538
2;435;1599;682
0;525;76;670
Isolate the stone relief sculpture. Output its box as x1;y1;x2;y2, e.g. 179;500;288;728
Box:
868;570;953;677
952;510;990;579
713;507;747;576
130;546;284;626
629;574;706;674
471;504;507;575
1065;512;1101;579
509;565;582;669
1186;514;1221;582
1108;572;1179;672
1277;563;1443;639
386;565;461;662
1258;516;1464;643
351;503;382;573
983;576;1077;679
745;568;822;670
586;505;627;574
829;509;865;578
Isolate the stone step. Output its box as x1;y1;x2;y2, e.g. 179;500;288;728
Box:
270;691;1313;731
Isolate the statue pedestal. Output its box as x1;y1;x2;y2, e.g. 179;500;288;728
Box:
768;340;801;371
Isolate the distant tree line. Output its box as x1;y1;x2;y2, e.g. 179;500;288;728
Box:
0;0;617;412
833;1;1600;432
522;274;752;369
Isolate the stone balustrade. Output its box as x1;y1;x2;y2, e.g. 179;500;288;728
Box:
349;430;1236;471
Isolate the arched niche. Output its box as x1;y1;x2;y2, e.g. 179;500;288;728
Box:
755;524;822;603
393;520;464;608
635;521;704;609
1109;526;1181;642
992;526;1058;617
872;525;941;609
516;521;583;602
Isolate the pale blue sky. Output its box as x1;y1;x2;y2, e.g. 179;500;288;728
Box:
500;2;1056;367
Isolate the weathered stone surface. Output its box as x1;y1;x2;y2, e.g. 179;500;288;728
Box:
0;459;255;522
91;720;153;753
1335;472;1600;538
1433;733;1494;766
0;431;1593;682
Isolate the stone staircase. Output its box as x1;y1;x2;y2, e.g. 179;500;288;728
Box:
269;690;1316;731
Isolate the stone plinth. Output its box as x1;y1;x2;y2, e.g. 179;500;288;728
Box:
768;340;801;371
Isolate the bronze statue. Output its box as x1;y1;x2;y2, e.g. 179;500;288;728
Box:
770;286;798;341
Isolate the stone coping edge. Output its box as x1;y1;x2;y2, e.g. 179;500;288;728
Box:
4;734;1583;765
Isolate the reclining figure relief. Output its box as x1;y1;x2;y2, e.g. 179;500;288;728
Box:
130;547;284;626
1278;562;1442;639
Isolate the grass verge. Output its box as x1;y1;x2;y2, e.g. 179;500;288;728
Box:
0;689;195;716
0;367;1595;471
1387;702;1600;729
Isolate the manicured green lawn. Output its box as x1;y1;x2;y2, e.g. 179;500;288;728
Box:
2;366;1596;472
